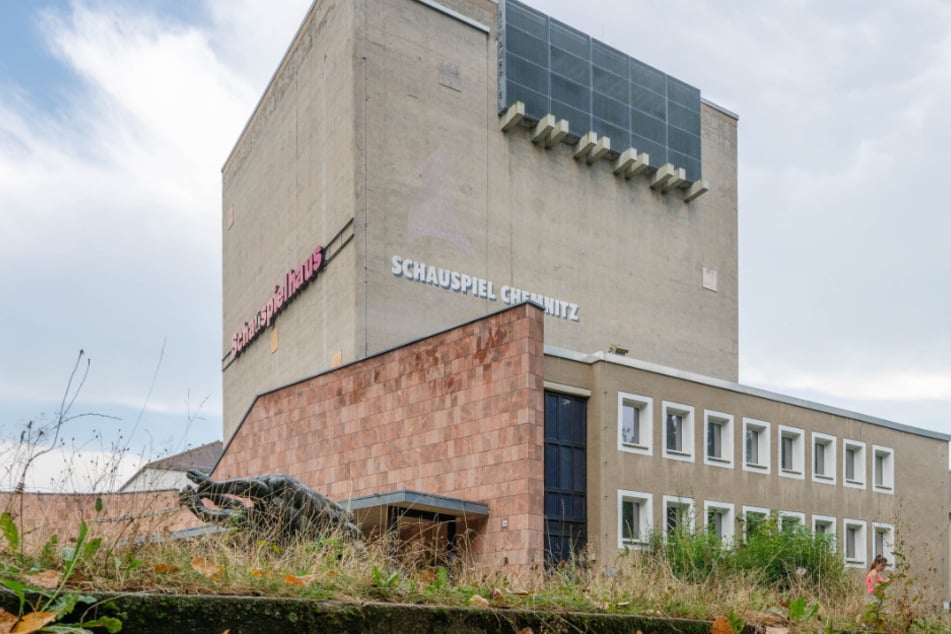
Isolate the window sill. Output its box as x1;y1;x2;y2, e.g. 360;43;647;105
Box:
745;462;768;470
814;473;834;481
621;442;649;451
845;479;865;486
664;449;693;459
780;468;802;476
706;455;731;464
873;485;893;492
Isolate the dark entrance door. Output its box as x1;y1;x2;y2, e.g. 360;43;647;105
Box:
544;391;587;564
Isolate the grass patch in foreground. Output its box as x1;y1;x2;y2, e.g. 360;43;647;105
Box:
1;511;950;633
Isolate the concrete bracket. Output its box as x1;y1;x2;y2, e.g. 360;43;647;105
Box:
499;101;525;132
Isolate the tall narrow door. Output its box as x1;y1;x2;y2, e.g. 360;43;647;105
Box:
544;391;587;564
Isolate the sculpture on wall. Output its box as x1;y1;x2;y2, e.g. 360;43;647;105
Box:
179;470;364;543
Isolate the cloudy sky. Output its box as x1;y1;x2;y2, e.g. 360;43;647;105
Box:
1;0;949;489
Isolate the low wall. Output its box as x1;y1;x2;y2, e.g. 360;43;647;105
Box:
0;489;198;550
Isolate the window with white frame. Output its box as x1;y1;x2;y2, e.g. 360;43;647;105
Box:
872;446;894;493
704;501;735;544
617;392;653;455
663;495;695;536
812;515;837;550
778;425;805;479
742;506;769;539
779;511;805;533
662;402;695;461
843;440;866;489
872;522;894;562
617;489;652;548
742;418;770;473
812;433;836;484
844;519;867;567
704;410;734;468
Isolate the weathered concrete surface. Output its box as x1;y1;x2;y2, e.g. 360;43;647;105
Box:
1;591;723;633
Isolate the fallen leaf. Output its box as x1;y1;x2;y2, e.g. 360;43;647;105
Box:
250;568;265;578
711;615;734;634
153;563;179;574
190;556;223;579
0;608;17;634
517;628;533;634
416;569;436;585
468;594;490;608
490;587;504;600
283;574;319;587
24;570;60;590
11;611;57;634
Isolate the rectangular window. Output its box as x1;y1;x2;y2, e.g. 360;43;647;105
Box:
873;522;894;561
872;446;894;493
813;515;837;551
844;519;867;567
779;511;805;533
742;506;769;540
704;501;735;544
708;420;722;458
742;418;770;473
663;495;695;536
811;433;836;484
667;413;683;451
703;410;734;468
617;489;652;548
617;392;653;455
778;425;804;479
662;402;694;462
843;440;866;489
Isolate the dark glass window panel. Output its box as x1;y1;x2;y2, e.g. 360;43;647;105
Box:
551;74;590;111
505;0;548;40
683;157;701;182
559;396;572;439
631;135;666;167
572;449;585;490
550;19;589;59
544;444;557;483
666;76;701;108
592;92;628;128
544;491;559;516
631;110;666;143
630;86;666;120
506;81;549;119
559;446;572;488
592;40;628;78
668;127;701;158
544;392;558;437
592;119;629;150
550;99;590;133
630;58;666;94
572;493;585;518
506;55;549;96
550;46;590;86
571;402;586;443
668;150;698;175
667;101;701;135
592;66;628;103
506;26;548;67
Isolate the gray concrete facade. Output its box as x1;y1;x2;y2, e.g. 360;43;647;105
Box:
543;350;951;602
222;0;738;439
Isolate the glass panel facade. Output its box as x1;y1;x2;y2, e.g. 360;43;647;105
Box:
499;0;703;180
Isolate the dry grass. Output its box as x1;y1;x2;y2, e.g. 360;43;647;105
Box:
5;519;950;634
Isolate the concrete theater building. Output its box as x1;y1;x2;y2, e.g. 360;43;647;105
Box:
216;0;951;598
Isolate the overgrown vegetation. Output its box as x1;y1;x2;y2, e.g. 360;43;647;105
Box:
2;508;950;633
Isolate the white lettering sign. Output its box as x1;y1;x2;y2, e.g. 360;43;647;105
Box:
390;255;580;322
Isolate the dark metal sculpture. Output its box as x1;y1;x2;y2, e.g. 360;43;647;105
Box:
179;470;364;543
